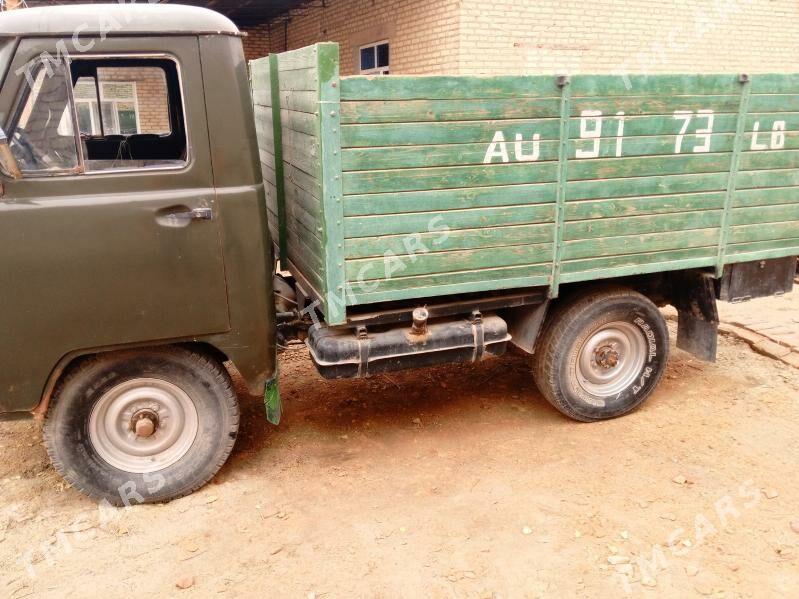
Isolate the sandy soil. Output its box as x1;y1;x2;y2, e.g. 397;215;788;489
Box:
1;304;798;598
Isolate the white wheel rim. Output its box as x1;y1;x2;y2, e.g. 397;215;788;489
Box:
575;321;647;398
89;378;199;473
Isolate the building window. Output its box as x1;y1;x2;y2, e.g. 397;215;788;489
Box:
359;41;389;75
73;79;141;136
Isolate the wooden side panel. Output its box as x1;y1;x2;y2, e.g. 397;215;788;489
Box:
337;71;799;305
249;57;280;257
273;45;328;308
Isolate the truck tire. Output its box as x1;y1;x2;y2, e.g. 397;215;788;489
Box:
43;346;239;505
532;286;669;422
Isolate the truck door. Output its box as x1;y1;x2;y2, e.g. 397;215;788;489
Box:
0;38;230;412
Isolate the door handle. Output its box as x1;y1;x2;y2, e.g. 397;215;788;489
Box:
156;206;214;228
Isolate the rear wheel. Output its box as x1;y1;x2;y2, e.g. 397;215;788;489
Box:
44;346;239;505
533;286;669;421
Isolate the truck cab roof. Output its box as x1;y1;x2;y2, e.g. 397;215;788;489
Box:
0;3;240;38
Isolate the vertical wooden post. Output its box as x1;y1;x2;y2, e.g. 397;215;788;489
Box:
716;74;752;276
549;75;571;299
317;43;347;325
268;53;288;263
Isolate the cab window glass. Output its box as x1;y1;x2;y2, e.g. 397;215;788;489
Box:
9;63;79;174
69;60;187;172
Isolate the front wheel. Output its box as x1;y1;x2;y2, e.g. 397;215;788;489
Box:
43;346;239;505
532;286;669;422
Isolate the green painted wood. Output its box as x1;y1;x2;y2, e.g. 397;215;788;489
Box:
347;243;554;281
563;228;720;260
715;77;748;275
748;94;799;113
729;221;799;244
570;94;741;115
740;149;799;171
737;168;799;189
341;134;737;171
734;186;799;207
340;97;560;124
344;204;555;238
567;172;729;202
348;268;552;303
570;74;742;97
563;210;723;240
749;74;799;94
344;223;554;259
344;183;557;216
280;90;317;115
567;191;727;220
731;203;799;225
275;66;318;92
343;161;558;195
341;75;561;101
275;45;318;72
568;152;732;182
280;109;317;136
560;252;717;284
549;79;571;298
726;237;799;256
317;42;347;325
742;131;799;152
268;54;288;263
745;112;799;131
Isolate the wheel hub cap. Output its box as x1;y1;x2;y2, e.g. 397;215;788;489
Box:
89;378;199;473
576;321;647;398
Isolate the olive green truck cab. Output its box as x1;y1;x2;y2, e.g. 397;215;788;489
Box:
0;4;796;504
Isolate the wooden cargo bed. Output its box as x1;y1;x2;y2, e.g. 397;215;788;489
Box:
251;43;799;325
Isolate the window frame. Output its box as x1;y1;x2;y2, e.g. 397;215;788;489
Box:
359;40;390;75
3;52;190;180
75;80;143;136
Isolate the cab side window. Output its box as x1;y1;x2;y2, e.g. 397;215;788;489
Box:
70;58;188;172
9;62;79;174
6;56;187;177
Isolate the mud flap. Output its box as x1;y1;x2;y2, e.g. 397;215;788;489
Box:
264;374;281;425
671;271;719;362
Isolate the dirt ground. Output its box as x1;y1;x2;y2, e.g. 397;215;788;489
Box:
2;295;799;598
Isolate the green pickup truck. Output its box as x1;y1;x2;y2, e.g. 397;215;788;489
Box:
1;4;796;505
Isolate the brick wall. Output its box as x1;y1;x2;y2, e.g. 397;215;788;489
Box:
100;67;170;133
457;0;799;75
243;0;799;76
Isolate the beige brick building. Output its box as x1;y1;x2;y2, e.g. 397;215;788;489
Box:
235;0;799;75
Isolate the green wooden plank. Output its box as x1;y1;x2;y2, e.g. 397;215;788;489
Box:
341;75;560;101
563;228;720;260
549;78;571;298
729;221;799;243
568;152;731;182
251;89;271;107
347;243;554;281
347;267;552;304
317;42;347;324
344;223;554;258
734;186;799;207
740;149;799;171
249;56;271;90
277;66;318;92
342;119;560;148
276;45;318;71
563;209;723;240
266;55;287;263
726;237;799;257
280;90;317;115
731;203;799;225
284;162;322;200
743;131;799;152
280;109;317;136
341;98;560;124
570;74;741;97
736;168;799;189
342;141;561;171
345;204;555;238
341;114;741;148
570;94;740;116
343;161;558;195
344;183;556;216
750;74;799;94
748;94;799;113
567;191;727;220
745;113;799;132
567;172;728;201
341;134;737;171
560;251;717;284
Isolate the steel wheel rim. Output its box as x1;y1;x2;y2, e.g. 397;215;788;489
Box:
89;378;199;473
575;321;647;398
